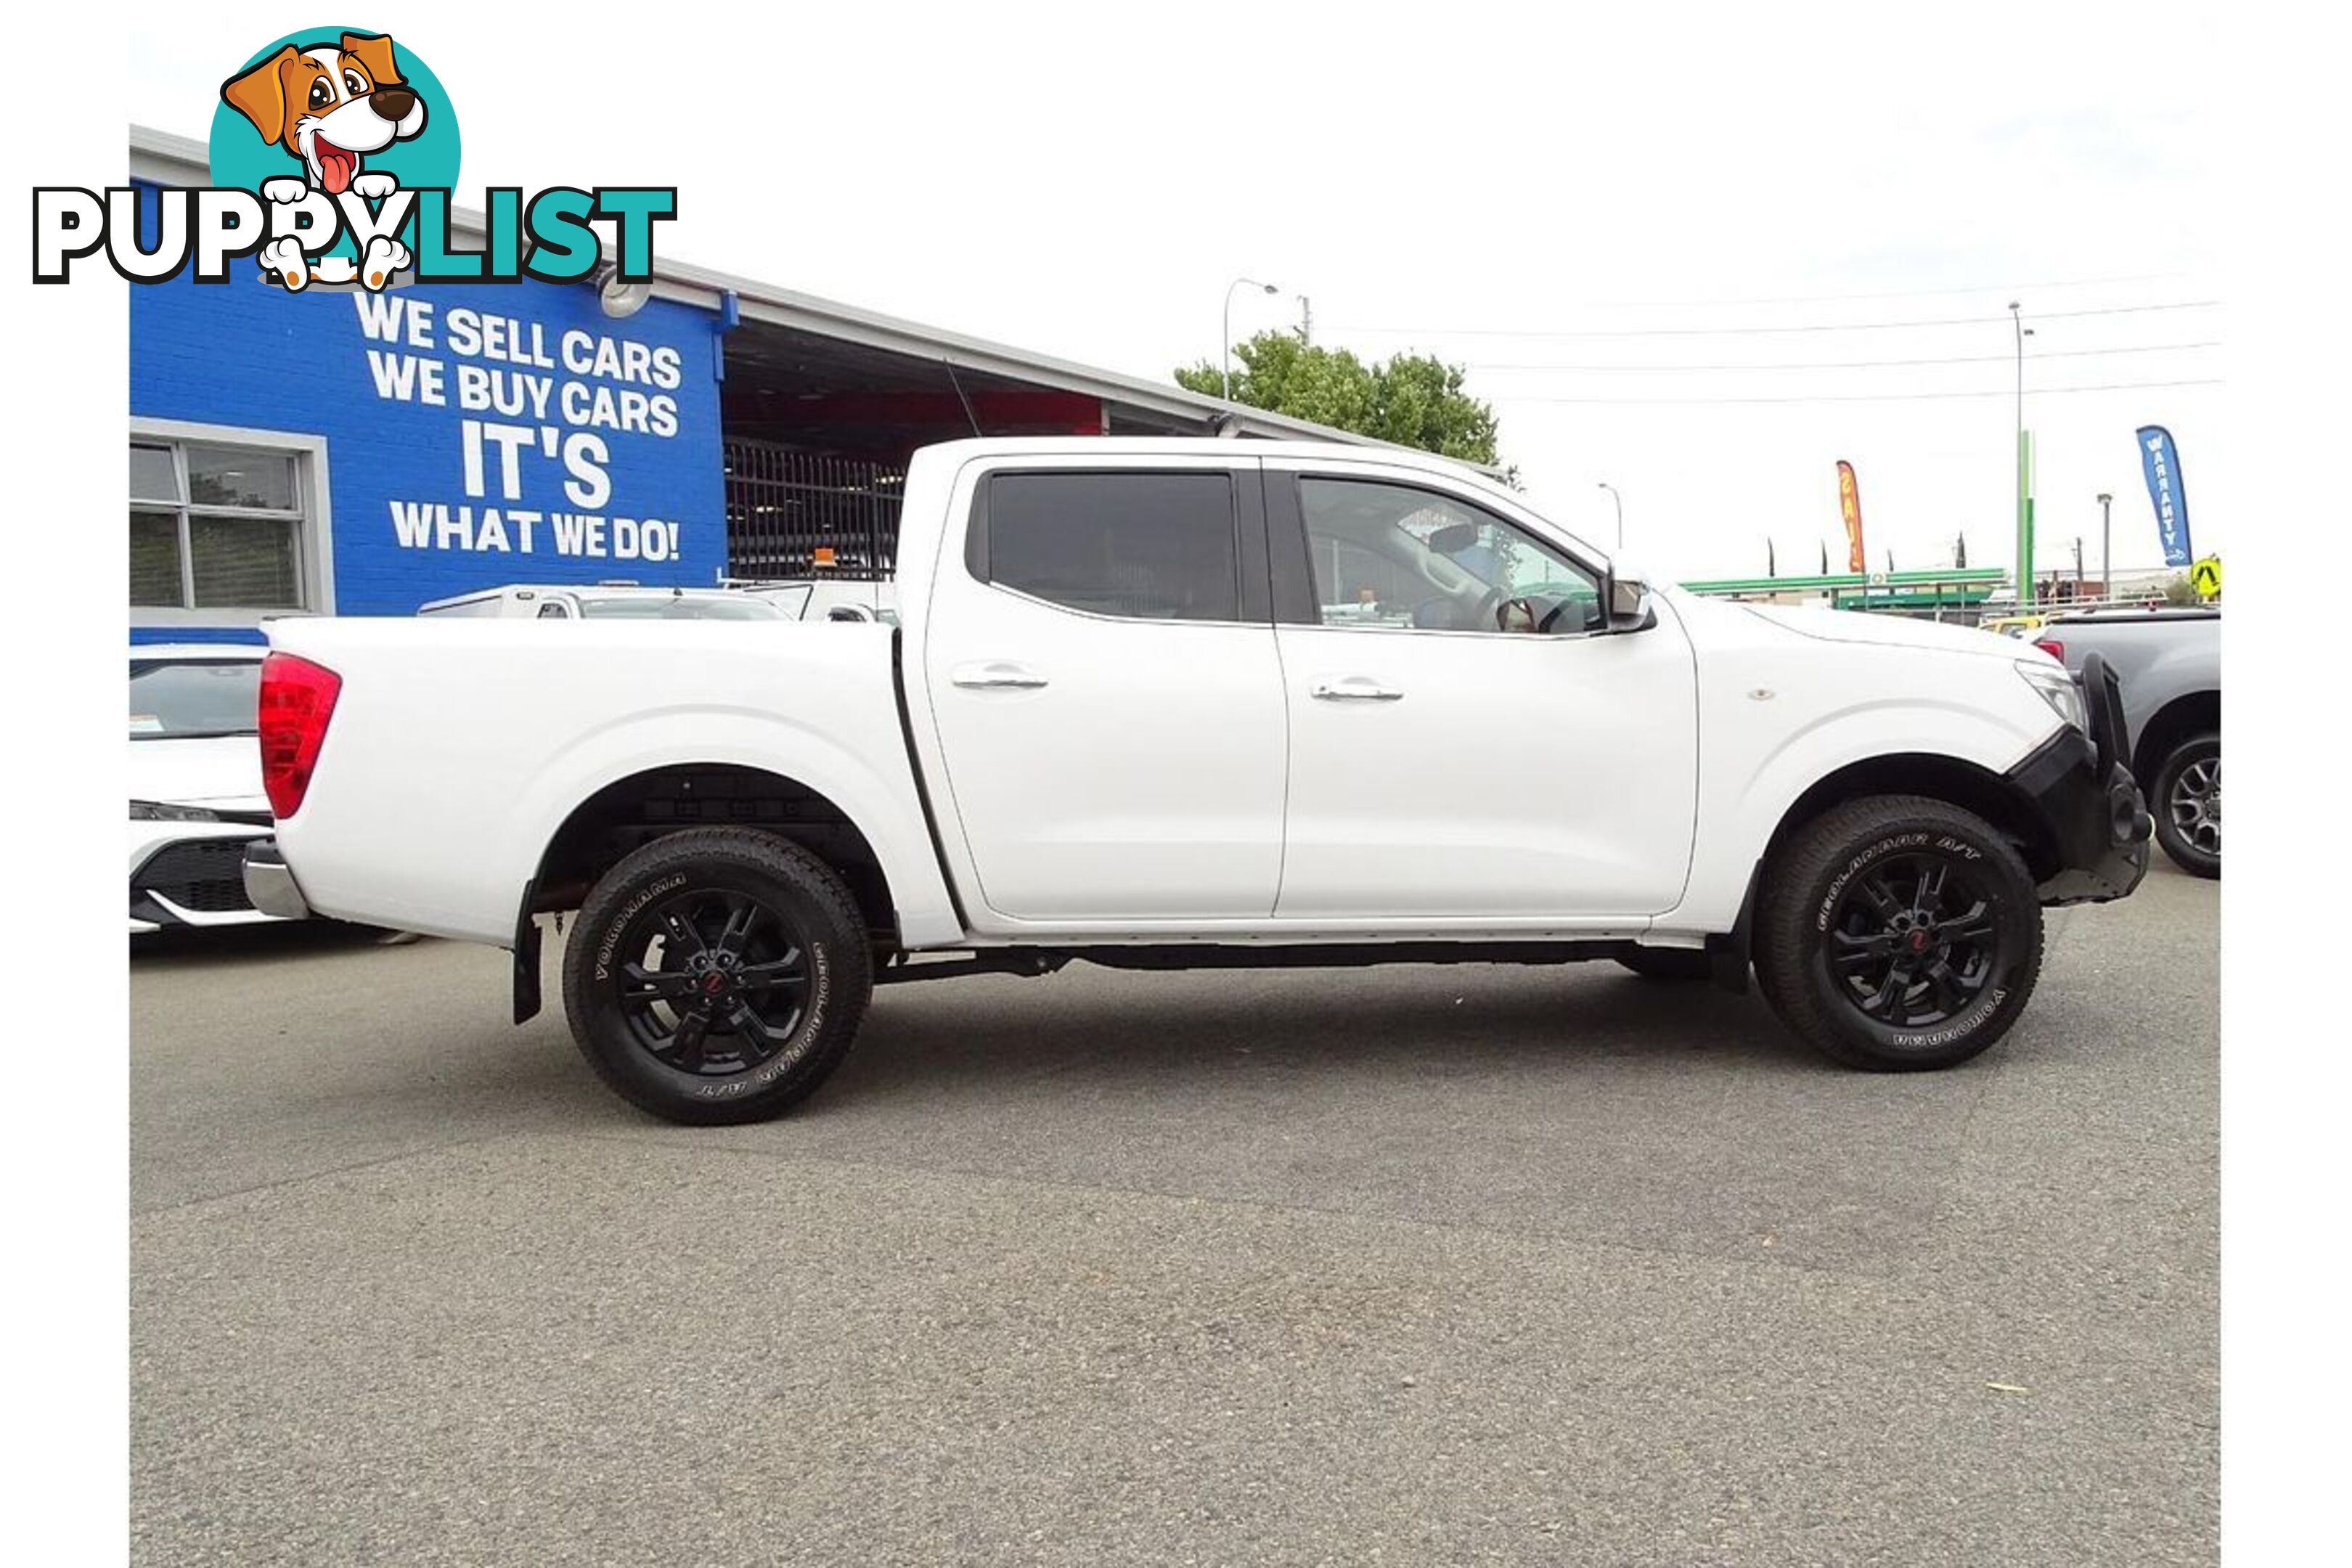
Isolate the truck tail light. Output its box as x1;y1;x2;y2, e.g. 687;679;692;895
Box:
2034;638;2065;663
258;652;342;819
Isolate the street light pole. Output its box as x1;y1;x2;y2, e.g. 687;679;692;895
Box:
1597;481;1623;550
2010;301;2036;608
2097;491;2114;603
1222;277;1278;400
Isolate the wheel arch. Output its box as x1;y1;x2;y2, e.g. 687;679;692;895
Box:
529;763;899;942
2130;690;2220;788
1760;751;2065;886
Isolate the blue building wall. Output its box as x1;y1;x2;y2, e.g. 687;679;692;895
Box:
129;182;726;637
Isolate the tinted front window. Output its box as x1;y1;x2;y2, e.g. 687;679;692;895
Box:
129;659;261;739
986;473;1241;622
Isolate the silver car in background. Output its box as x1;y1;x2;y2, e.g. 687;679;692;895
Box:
2033;608;2220;877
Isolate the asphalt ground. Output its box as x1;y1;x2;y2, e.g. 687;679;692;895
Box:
129;860;2218;1567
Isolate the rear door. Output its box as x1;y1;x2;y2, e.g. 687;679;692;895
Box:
921;457;1287;924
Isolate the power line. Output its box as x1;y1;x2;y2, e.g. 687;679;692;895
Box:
1330;300;2221;340
1562;271;2197;309
1467;340;2221;374
1490;377;2223;407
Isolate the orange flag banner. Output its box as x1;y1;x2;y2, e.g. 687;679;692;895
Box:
1837;460;1866;573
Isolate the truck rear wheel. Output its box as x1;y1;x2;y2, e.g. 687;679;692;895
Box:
1755;796;2043;1071
2150;732;2221;878
561;828;873;1124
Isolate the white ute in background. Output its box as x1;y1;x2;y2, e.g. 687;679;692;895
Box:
128;645;283;932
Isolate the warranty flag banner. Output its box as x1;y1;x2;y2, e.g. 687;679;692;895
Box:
1837;460;1866;573
2136;425;2194;568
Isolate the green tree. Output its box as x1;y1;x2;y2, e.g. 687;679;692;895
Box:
1177;331;1506;469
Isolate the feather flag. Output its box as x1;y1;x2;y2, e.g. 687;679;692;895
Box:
1837;460;1866;573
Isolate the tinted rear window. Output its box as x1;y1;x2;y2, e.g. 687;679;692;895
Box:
984;472;1241;622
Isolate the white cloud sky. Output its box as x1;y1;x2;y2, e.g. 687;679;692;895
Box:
124;0;2221;582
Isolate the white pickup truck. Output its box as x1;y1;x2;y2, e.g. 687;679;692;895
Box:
243;438;2150;1124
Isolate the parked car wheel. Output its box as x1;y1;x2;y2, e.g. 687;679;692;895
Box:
1755;796;2044;1071
1616;948;1714;981
2150;732;2221;879
561;828;873;1125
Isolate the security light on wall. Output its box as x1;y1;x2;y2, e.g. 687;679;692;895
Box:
588;261;652;319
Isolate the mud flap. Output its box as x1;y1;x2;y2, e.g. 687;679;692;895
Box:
513;878;542;1024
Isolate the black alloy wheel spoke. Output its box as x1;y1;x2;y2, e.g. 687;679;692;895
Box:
1855;875;1907;926
621;962;698;1003
1827;851;2001;1031
1938;900;1995;944
660;909;710;963
735;947;804;992
1869;966;1917;1020
669;1007;712;1071
1832;930;1895;968
1911;863;1948;917
1922;958;1970;1011
712;895;759;961
727;1001;791;1046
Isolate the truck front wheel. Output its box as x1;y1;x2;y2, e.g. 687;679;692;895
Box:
1754;796;2044;1071
561;828;874;1124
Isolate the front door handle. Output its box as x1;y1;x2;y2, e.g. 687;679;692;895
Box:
951;661;1050;690
1310;677;1405;703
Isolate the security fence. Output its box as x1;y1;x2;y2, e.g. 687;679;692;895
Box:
723;438;905;581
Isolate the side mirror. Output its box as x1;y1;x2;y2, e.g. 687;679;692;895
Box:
1605;569;1649;629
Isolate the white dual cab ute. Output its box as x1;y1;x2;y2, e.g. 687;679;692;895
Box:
245;438;2152;1124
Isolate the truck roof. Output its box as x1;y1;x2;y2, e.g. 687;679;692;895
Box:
907;435;1509;488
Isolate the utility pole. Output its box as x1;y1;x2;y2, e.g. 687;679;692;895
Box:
2097;491;2114;602
2009;301;2035;608
2073;536;2085;598
1222;277;1278;400
1297;294;1313;346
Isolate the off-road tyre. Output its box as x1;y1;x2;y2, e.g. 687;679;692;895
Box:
1755;795;2044;1071
562;828;873;1124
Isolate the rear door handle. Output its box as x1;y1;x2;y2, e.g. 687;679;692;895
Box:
1310;678;1405;703
951;661;1050;690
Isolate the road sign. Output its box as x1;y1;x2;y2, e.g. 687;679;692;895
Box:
2190;556;2222;600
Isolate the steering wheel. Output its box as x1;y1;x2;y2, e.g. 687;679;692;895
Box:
1535;595;1586;635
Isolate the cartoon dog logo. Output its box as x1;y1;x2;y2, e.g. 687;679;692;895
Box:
221;32;423;290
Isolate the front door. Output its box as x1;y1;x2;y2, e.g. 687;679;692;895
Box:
922;460;1287;924
1268;467;1699;921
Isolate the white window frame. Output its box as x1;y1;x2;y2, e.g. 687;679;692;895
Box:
129;417;335;629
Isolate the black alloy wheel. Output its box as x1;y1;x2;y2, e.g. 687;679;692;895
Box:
611;889;812;1077
1822;850;2000;1029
